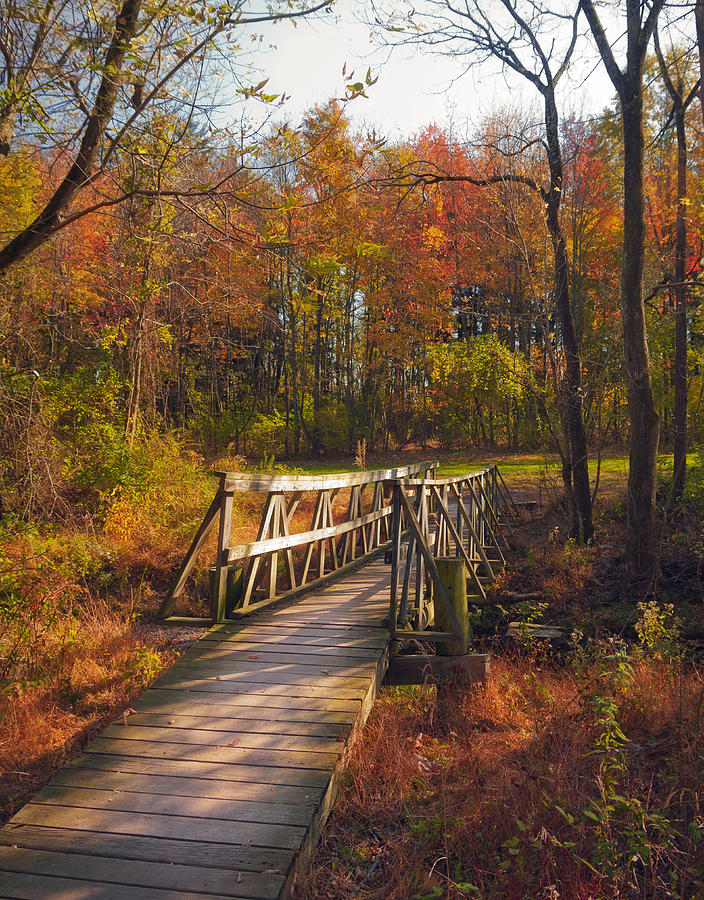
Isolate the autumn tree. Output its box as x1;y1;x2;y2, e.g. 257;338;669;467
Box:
0;0;331;273
581;0;665;579
652;34;700;500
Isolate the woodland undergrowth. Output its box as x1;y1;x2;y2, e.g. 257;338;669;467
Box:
296;644;704;900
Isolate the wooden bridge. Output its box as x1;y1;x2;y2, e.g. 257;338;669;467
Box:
0;463;516;900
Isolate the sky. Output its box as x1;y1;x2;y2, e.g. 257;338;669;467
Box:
245;0;618;140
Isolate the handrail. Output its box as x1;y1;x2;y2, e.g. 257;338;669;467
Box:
388;463;518;644
404;465;495;487
158;460;439;623
218;461;436;493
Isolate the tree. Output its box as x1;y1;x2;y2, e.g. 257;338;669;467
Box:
653;33;699;501
428;335;530;444
0;0;330;274
374;0;593;540
581;0;665;579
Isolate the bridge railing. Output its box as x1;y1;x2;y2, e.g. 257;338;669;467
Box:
388;465;518;644
157;461;438;623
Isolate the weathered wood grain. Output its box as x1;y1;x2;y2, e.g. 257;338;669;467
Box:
12;804;306;850
51;768;324;805
0;824;294;873
130;691;359;720
85;737;339;771
0;870;250;900
220;461;435;493
33;784;315;826
0;847;283;899
100;724;346;753
64;753;329;788
110;713;352;738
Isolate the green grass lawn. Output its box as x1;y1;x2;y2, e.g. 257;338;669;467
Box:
285;450;697;488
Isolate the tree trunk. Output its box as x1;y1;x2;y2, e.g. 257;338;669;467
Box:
622;85;660;576
672;107;688;500
696;0;704;126
543;89;593;542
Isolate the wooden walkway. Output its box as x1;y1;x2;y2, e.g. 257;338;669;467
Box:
0;560;392;900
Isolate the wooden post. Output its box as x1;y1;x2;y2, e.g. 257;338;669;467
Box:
388;482;402;635
434;557;470;656
211;480;233;623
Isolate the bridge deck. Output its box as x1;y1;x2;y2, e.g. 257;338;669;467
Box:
0;559;392;900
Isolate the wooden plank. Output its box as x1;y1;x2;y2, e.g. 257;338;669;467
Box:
0;825;293;875
474;475;509;551
12;805;306;851
267;493;283;601
404;467;494;488
396;485;462;640
280;494;297;590
197;632;388;651
248;610;387;628
131;688;360;717
185;643;381;661
151;665;373;692
85;737;339;771
64;753;330;789
51;768;324;806
239;493;277;610
162;666;375;688
207;621;388;638
450;481;496;581
389;484;401;635
220;461;437;493
130;694;358;722
100;724;346;754
170;655;377;678
324;490;339;571
0;847;282;899
149;674;371;700
111;714;352;739
33;784;316;826
0;870;249;900
466;479;505;566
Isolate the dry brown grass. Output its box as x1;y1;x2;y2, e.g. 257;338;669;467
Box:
0;604;185;823
296;654;704;900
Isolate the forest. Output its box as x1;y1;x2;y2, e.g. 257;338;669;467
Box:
2;0;704;896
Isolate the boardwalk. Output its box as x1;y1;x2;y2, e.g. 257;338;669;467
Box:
0;560;392;900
